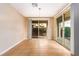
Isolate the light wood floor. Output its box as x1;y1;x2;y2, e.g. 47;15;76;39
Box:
2;39;71;56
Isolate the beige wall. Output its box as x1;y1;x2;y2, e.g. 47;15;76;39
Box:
49;17;57;40
0;4;26;53
24;17;29;39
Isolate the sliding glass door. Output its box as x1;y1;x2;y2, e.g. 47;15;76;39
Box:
32;20;48;38
57;10;71;49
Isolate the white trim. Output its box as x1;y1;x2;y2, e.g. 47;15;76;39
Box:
55;3;71;18
0;39;25;55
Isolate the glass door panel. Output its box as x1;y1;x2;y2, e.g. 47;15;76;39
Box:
57;16;63;44
39;21;48;37
32;21;38;38
64;11;71;49
64;20;71;49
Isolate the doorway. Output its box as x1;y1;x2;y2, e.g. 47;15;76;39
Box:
32;20;48;38
56;10;71;49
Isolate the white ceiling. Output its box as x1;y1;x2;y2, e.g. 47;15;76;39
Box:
11;3;68;17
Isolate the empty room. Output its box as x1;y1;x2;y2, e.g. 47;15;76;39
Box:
0;3;79;56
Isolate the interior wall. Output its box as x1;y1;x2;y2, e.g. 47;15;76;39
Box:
48;17;54;40
24;17;29;39
50;17;57;40
71;3;79;55
0;4;26;53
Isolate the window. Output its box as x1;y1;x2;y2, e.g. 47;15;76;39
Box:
56;10;71;49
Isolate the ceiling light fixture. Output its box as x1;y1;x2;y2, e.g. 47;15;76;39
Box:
32;3;38;7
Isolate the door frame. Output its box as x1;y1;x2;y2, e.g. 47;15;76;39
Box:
31;20;48;39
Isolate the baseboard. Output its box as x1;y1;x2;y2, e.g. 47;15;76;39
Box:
0;39;25;55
